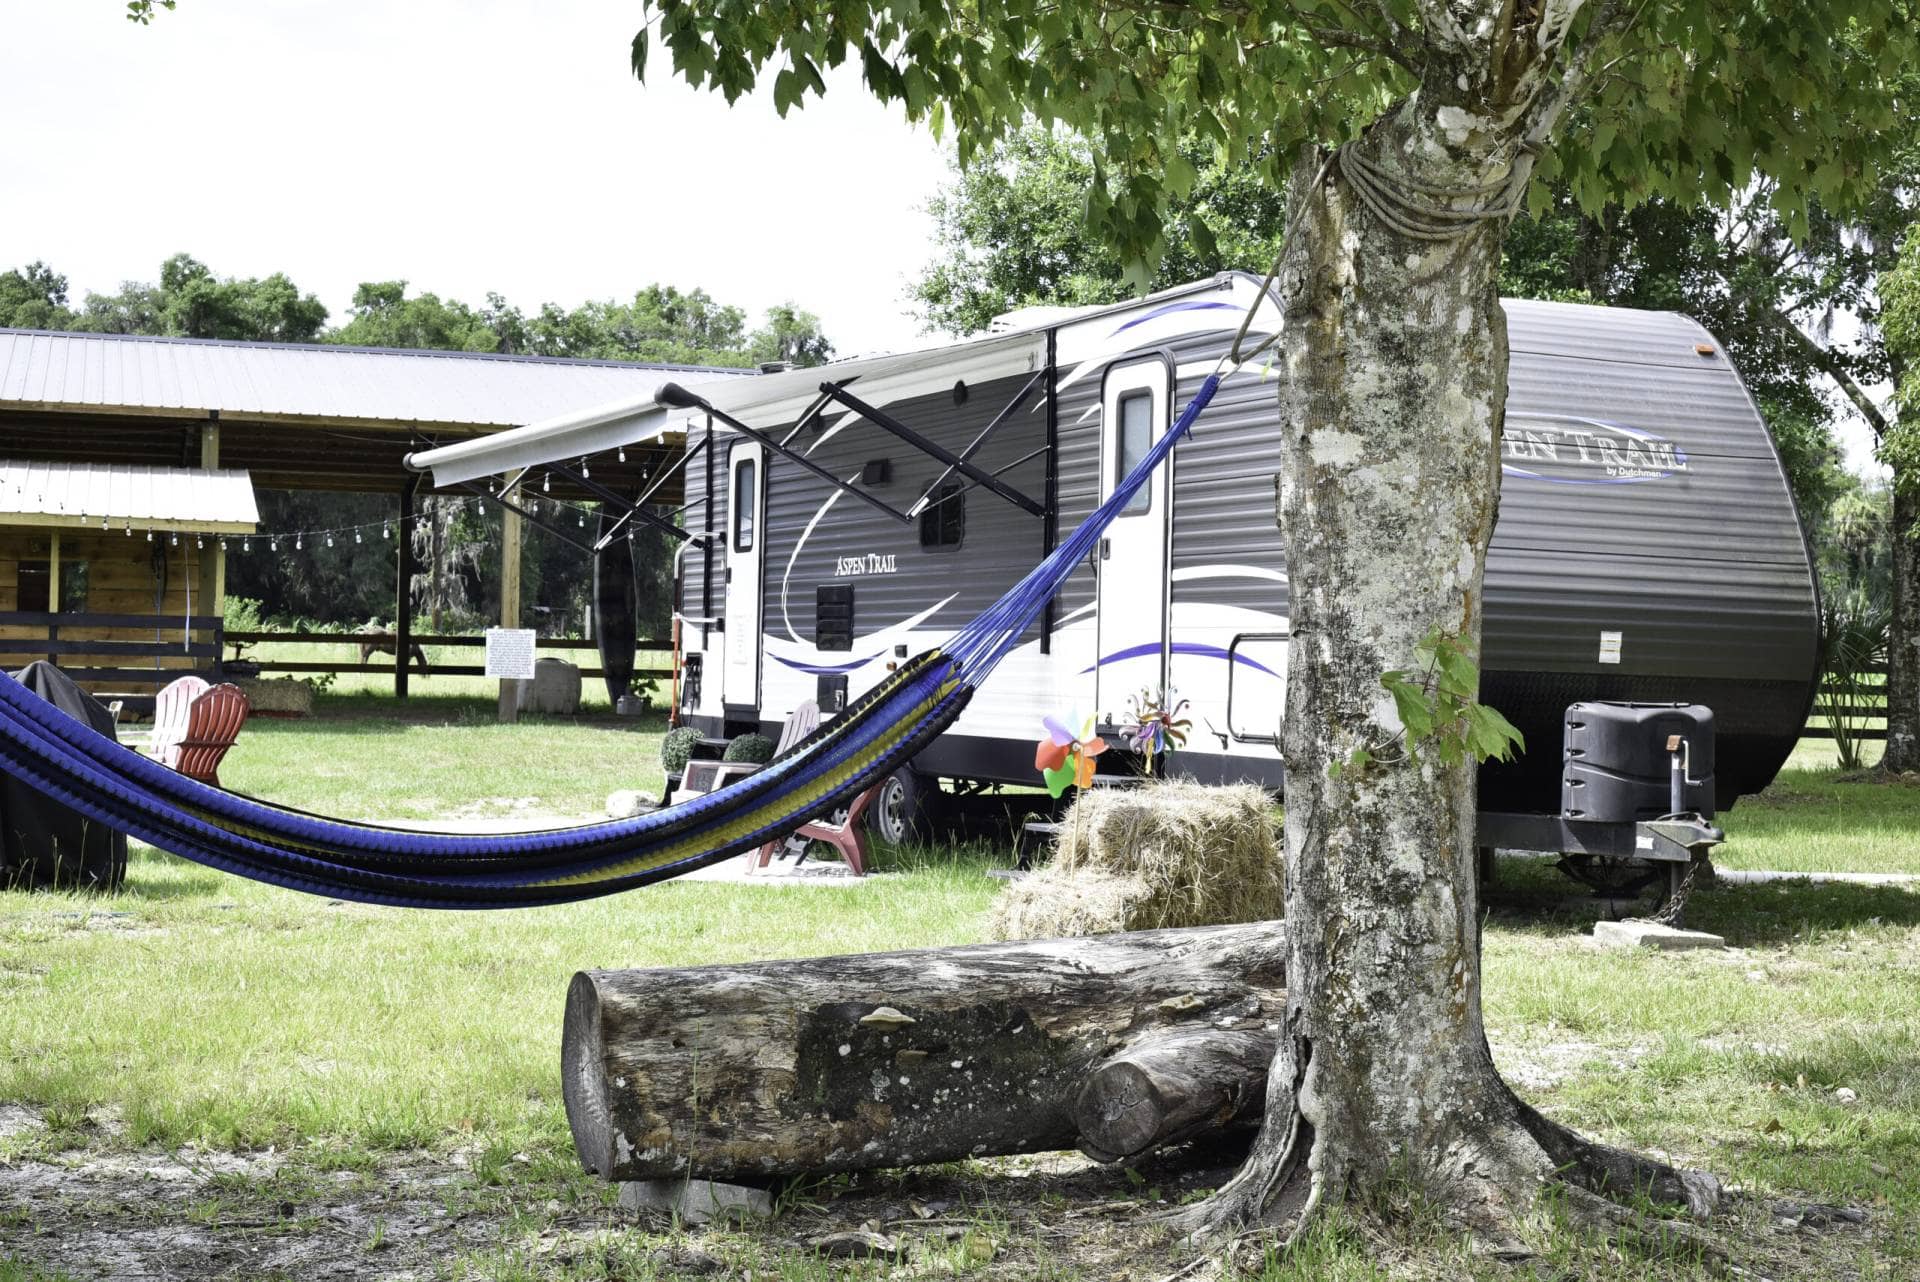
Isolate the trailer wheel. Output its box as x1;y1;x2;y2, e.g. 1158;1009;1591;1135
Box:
868;767;930;845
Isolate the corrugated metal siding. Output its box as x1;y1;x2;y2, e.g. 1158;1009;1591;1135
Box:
759;372;1051;646
0;460;259;529
0;328;739;428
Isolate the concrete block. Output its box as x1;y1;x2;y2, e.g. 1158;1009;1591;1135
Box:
1593;920;1725;951
618;1177;773;1224
517;658;581;715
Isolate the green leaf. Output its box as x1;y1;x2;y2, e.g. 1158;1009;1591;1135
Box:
1389;680;1435;741
630;29;649;80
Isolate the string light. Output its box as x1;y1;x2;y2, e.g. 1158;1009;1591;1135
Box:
580;457;590;479
145;530;153;542
170;532;178;547
542;472;551;493
295;536;302;551
618;446;626;463
325;533;334;548
243;538;251;553
354;529;363;544
383;522;391;539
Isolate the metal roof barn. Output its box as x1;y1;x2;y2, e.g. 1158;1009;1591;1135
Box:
0;461;259;534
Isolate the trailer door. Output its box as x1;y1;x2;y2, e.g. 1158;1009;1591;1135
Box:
723;439;765;711
1096;359;1172;720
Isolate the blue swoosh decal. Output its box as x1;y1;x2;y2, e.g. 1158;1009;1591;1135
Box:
1079;641;1281;679
769;653;875;675
1110;300;1238;335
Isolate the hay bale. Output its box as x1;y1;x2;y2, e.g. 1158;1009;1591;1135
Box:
988;781;1282;940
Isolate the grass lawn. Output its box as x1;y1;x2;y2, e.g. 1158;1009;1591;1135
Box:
2;701;1916;1280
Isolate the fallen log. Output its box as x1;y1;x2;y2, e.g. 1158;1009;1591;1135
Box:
562;920;1287;1182
1073;1024;1277;1164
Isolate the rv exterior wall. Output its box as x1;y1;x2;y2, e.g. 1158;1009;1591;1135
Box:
670;275;1817;816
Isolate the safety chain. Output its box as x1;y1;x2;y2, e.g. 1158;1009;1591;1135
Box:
1635;856;1704;928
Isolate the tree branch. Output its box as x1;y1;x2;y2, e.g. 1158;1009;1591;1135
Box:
1768;310;1893;441
1517;0;1641;146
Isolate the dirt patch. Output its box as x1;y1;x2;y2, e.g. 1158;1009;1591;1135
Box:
0;1132;1237;1281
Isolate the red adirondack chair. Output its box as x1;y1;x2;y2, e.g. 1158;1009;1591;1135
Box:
751;700;877;877
165;683;251;787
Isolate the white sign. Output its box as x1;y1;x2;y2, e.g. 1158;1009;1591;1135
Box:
1598;630;1623;665
485;628;537;680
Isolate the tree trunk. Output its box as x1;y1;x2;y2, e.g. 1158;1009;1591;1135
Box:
562;921;1286;1182
1884;478;1918;772
1186;59;1721;1249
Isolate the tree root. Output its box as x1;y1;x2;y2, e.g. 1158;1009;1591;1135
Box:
1158;1074;1768;1277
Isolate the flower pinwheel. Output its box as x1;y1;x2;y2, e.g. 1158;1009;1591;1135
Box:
1034;713;1107;797
1124;689;1192;777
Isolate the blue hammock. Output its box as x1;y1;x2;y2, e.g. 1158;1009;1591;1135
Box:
0;374;1223;907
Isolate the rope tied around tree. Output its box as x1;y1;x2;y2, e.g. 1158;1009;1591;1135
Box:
1230;138;1541;365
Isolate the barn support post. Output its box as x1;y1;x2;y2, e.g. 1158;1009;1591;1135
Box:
198;417;224;659
497;504;523;724
395;475;420;699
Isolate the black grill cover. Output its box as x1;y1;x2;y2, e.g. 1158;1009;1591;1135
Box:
1;662;128;891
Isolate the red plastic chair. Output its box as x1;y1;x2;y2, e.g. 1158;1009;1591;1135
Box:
751;700;876;875
166;683;251;787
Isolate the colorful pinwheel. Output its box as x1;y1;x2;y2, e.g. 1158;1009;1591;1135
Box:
1034;712;1108;797
1124;689;1192;776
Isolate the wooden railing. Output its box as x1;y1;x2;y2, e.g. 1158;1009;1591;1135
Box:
0;610;224;688
222;630;673;682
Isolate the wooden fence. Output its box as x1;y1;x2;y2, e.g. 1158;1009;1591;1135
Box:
0;610;225;688
223;630;673;684
1803;663;1889;740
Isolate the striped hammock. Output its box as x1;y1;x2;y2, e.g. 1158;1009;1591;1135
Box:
0;374;1222;908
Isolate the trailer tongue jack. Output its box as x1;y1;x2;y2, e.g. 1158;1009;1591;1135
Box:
1479;701;1723;923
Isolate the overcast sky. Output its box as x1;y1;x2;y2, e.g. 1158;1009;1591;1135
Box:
0;0;953;356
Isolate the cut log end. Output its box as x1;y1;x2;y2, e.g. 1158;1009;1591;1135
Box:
562;971;615;1176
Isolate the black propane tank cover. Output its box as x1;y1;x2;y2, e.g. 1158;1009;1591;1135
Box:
1561;701;1716;822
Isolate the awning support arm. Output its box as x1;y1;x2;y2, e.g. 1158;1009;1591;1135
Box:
455;482;605;555
907;368;1046;518
544;461;702;548
654;384;912;527
818;382;1047;518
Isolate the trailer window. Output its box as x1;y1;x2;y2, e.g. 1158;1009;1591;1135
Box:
731;456;757;552
1116;391;1153;515
919;479;965;549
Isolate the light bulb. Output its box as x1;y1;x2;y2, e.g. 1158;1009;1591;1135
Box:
296;536;303;551
542;473;551;493
326;533;334;548
243;539;251;552
618;446;626;463
383;523;391;539
170;532;178;546
146;530;153;542
355;530;363;544
581;458;590;479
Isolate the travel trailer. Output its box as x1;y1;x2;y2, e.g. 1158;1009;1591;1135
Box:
409;273;1820;857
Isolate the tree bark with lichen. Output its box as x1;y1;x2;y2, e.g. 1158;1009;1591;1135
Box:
1176;5;1726;1255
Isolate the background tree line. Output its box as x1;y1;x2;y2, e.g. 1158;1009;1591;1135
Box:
0;255;833;637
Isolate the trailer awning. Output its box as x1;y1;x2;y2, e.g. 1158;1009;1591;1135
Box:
0;459;259;534
404;330;1047;489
